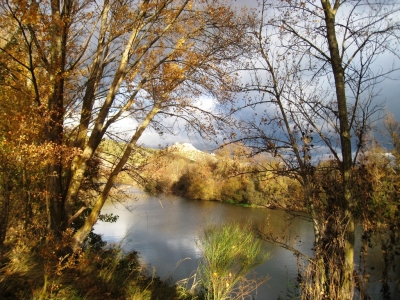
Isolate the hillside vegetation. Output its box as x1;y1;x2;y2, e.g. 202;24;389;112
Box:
141;142;303;210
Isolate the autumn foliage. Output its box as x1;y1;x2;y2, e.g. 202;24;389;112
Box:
0;0;248;297
1;0;399;298
143;143;304;209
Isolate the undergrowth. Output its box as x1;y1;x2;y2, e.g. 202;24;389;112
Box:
0;226;194;300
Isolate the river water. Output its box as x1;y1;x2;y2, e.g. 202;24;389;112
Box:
94;186;398;299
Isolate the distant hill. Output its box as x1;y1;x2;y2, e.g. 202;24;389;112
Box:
169;142;216;162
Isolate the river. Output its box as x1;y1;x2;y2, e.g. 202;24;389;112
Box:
94;186;399;299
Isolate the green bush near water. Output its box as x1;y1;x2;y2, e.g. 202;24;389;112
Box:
197;222;269;300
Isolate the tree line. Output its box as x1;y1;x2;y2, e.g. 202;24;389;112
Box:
142;143;304;210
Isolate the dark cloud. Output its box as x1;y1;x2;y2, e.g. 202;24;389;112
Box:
135;0;400;151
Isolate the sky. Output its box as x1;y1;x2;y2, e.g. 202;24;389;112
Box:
112;0;400;152
109;96;219;151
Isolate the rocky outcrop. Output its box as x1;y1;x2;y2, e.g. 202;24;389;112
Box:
169;142;216;162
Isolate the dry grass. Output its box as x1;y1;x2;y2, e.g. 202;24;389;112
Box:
0;227;194;300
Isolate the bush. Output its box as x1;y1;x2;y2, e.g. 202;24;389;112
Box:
197;222;269;300
0;231;189;300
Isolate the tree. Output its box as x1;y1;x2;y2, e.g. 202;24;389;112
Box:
0;23;50;246
384;113;400;163
0;0;246;249
232;0;400;298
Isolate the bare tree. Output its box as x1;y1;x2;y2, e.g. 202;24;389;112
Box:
233;0;400;298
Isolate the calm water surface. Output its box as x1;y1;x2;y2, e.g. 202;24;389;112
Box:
94;186;398;299
94;187;313;299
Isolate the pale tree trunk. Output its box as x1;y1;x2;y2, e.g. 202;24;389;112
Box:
63;2;110;208
71;104;161;249
64;21;142;218
74;1;110;151
321;1;354;298
64;0;164;217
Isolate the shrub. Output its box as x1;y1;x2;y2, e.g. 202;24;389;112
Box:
197;222;269;300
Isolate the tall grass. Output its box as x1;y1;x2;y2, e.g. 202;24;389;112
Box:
197;222;269;300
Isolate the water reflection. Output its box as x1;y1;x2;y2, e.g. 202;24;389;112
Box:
94;187;399;299
95;187;314;299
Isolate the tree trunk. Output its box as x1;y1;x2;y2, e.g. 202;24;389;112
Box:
0;177;11;248
304;178;328;298
71;104;161;249
321;1;354;298
44;0;70;236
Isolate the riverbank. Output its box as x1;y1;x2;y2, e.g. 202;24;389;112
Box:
112;181;306;212
137;147;305;211
0;234;194;299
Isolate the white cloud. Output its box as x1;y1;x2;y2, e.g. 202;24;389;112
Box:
193;95;216;112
